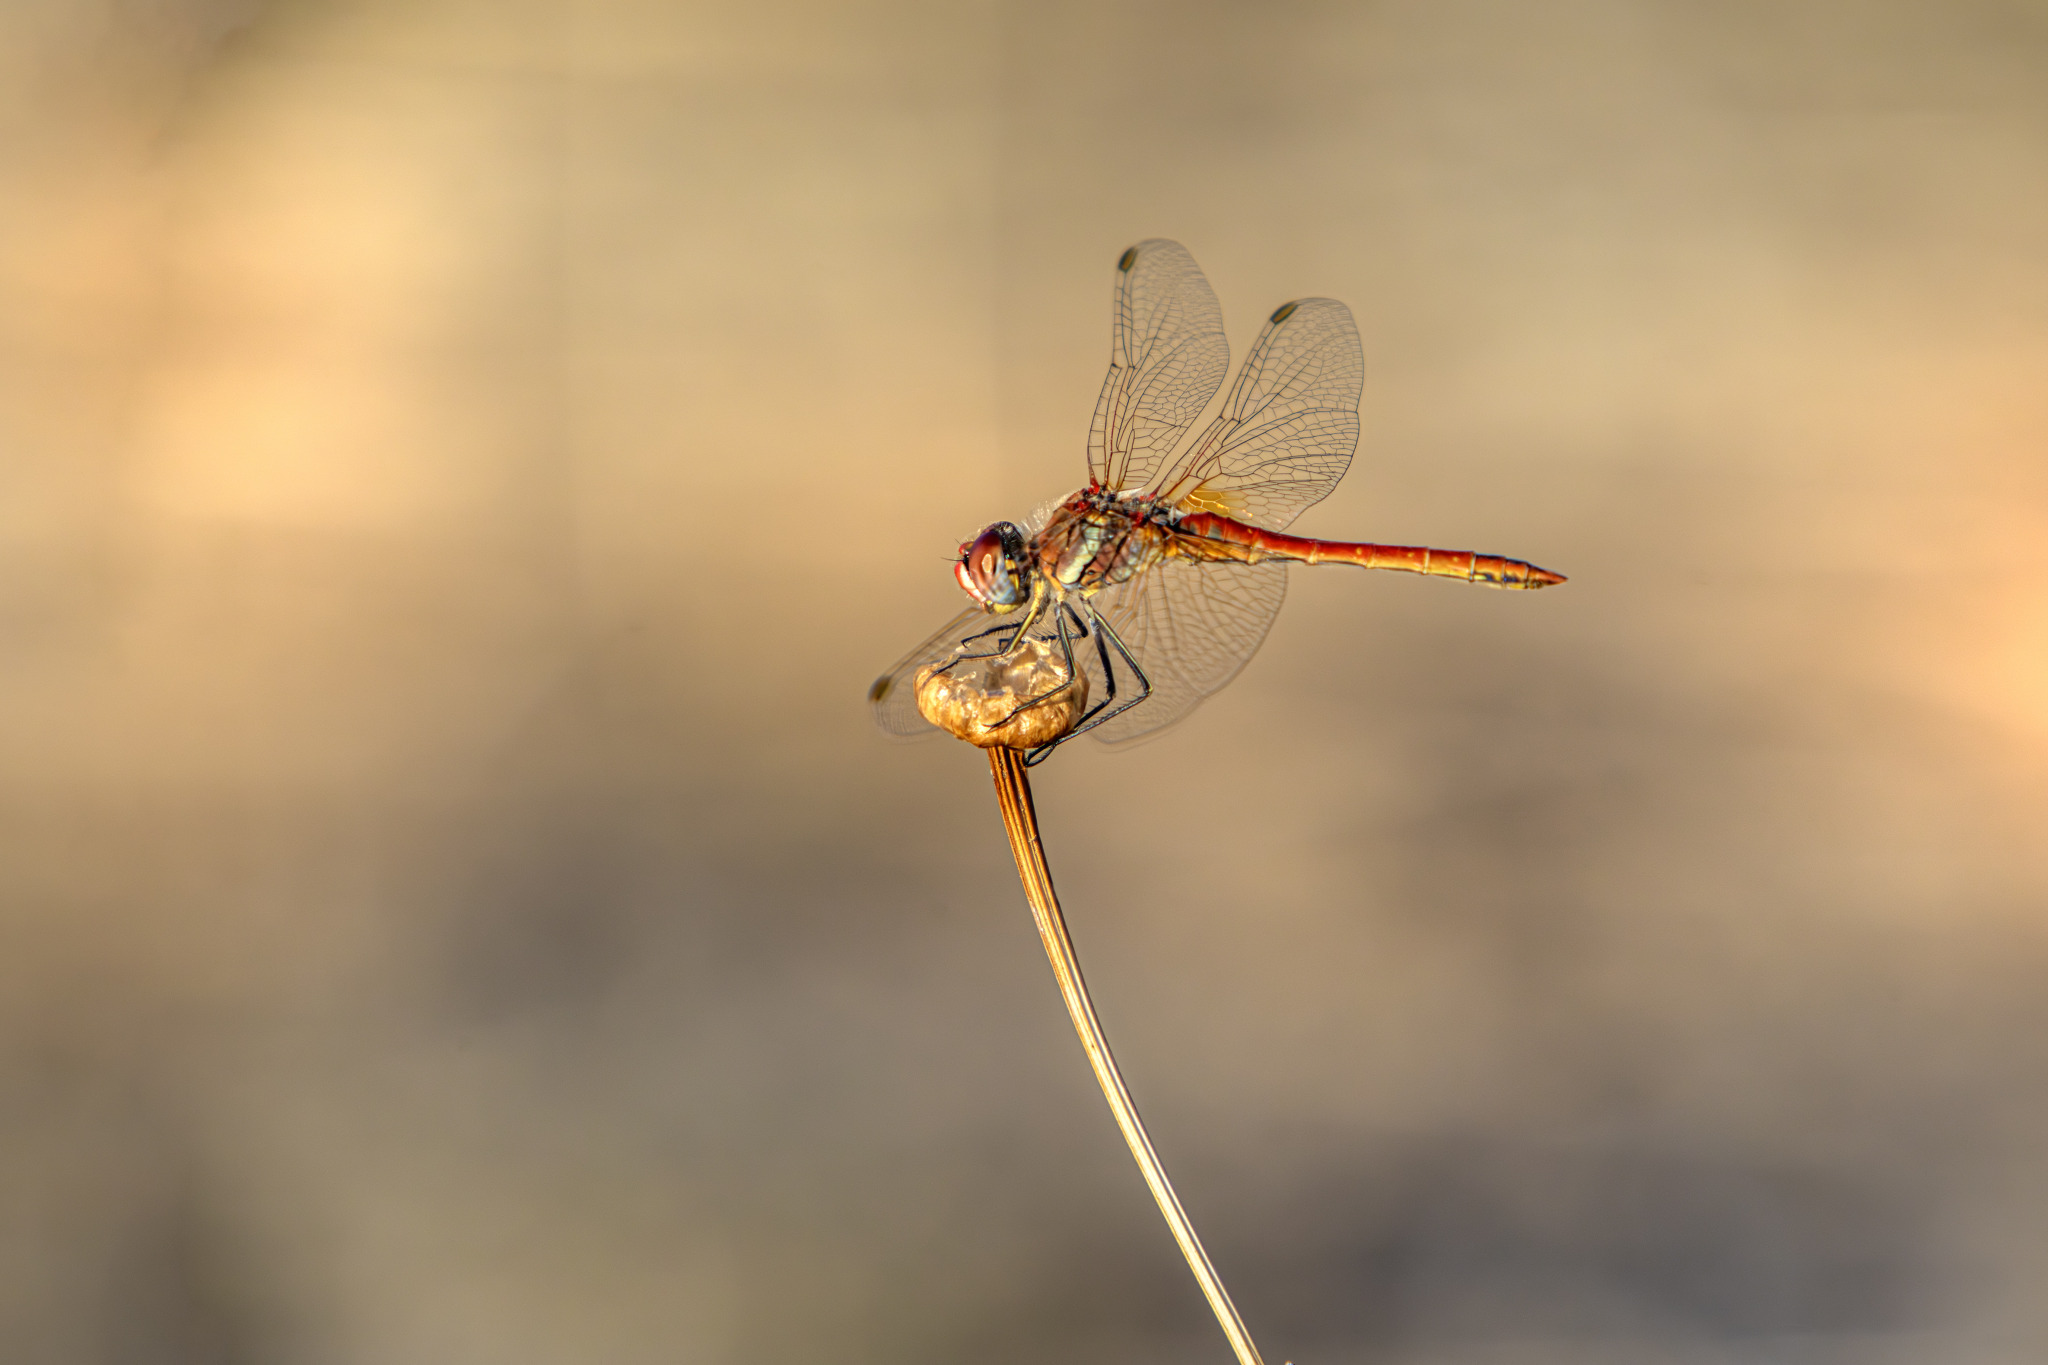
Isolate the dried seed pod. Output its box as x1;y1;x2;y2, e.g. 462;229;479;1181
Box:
916;636;1087;749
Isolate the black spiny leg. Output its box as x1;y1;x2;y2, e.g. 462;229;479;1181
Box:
930;620;1022;678
1052;604;1150;743
985;597;1086;735
1024;603;1120;766
933;595;1050;680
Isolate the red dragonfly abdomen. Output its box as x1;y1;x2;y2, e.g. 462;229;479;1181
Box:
1173;512;1565;589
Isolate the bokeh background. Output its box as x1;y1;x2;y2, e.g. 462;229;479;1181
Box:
4;1;2047;1362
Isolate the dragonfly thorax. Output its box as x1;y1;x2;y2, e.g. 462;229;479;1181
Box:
1034;489;1173;596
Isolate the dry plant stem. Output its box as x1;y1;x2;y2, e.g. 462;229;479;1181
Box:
987;745;1268;1365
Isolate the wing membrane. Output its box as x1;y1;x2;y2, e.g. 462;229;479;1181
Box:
1086;557;1288;745
1153;296;1361;531
868;605;990;737
1088;240;1230;493
881;258;1357;750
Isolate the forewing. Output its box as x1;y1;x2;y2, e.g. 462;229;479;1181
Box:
1153;297;1362;531
1085;558;1288;745
868;605;990;737
1088;240;1230;494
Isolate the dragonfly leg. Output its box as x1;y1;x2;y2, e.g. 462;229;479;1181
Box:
1049;605;1115;716
1024;602;1151;762
1023;608;1121;766
933;597;1049;677
1063;601;1090;636
1061;605;1152;740
985;597;1084;732
931;620;1023;675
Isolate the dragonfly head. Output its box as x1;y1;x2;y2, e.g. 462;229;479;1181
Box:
955;522;1032;612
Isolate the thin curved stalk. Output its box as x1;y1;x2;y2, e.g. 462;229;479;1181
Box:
987;745;1268;1365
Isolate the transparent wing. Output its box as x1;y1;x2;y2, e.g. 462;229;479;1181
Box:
1152;297;1362;531
1084;558;1288;745
868;605;991;737
1088;239;1230;494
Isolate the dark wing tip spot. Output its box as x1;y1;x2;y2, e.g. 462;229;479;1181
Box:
1117;246;1138;272
1269;300;1300;324
868;675;893;703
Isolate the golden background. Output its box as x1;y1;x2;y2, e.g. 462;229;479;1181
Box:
3;1;2046;1361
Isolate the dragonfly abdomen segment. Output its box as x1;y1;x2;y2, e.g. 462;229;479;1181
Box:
1173;513;1565;589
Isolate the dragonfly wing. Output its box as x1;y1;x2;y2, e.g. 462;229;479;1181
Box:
1086;557;1288;745
868;605;991;737
1088;240;1231;495
1152;296;1362;531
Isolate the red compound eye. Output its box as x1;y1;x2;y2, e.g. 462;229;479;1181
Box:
954;523;1027;608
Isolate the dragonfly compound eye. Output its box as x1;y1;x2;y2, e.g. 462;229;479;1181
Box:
955;522;1029;610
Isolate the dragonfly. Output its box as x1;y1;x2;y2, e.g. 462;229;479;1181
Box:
870;239;1563;763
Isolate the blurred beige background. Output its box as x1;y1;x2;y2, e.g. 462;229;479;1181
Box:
3;1;2047;1362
